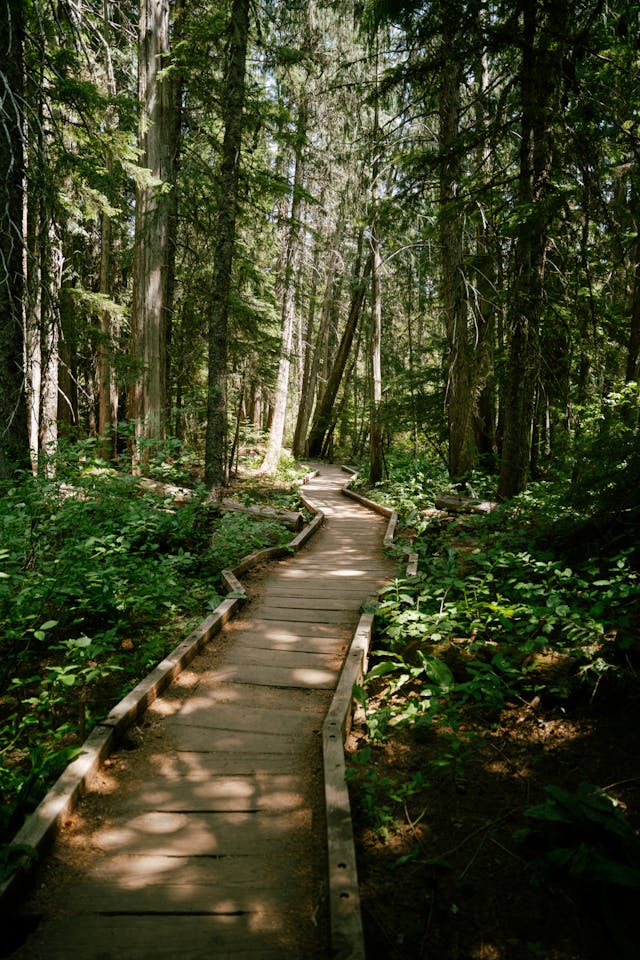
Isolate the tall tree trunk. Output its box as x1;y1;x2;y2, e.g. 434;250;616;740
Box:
498;0;568;499
369;43;384;484
439;2;474;482
307;247;371;459
369;219;383;483
261;101;307;475
472;15;498;466
129;0;175;471
24;49;61;475
294;215;344;457
0;0;29;479
204;0;250;489
38;225;63;471
626;178;640;383
97;0;119;459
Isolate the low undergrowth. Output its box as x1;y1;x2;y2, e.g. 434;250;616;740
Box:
0;442;307;860
349;452;640;959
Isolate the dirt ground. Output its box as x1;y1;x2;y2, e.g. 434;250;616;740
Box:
347;684;640;960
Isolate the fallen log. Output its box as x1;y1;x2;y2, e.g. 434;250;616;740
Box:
434;494;498;515
137;477;194;503
136;478;305;530
219;498;305;532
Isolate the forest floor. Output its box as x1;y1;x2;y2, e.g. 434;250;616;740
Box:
347;640;640;960
5;463;639;960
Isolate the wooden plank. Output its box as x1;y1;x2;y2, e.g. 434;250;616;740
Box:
247;605;356;624
223;644;341;672
11;915;308;960
230;618;348;639
50;870;302;915
166;724;304;756
208;662;339;690
167;750;305;776
252;594;351;610
93;809;311;857
229;633;347;656
170;701;322;736
118;773;307;813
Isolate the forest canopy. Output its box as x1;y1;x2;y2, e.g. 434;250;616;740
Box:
0;0;637;500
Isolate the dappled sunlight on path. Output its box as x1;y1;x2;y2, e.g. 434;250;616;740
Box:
9;465;395;960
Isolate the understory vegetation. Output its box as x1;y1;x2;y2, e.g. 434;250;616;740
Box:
348;444;640;960
348;395;640;959
0;439;305;861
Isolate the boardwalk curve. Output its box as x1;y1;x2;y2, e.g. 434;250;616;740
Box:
7;465;395;960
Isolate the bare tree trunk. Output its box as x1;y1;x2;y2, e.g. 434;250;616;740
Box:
97;204;119;455
292;240;320;457
294;216;344;458
204;0;250;489
97;1;119;459
307;245;371;459
439;2;474;482
261;101;307;475
129;0;175;471
0;0;29;479
38;225;63;471
369;42;384;484
498;0;568;499
369;217;384;483
626;184;640;383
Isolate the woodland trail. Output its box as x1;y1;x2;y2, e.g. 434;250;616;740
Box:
9;465;395;960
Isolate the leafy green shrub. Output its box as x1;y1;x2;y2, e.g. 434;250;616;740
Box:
0;457;298;843
517;782;640;960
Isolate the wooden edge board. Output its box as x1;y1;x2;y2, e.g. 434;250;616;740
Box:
0;473;324;909
322;613;373;960
406;552;419;577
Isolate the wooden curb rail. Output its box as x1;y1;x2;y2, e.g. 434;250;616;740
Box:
0;471;323;908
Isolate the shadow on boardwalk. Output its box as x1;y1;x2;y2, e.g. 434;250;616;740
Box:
7;465;395;960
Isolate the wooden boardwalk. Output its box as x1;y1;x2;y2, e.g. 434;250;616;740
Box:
10;466;395;960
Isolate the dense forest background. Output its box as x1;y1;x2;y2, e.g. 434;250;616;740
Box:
1;0;638;499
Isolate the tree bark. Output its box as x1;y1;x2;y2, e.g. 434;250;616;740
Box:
204;0;250;489
0;0;29;479
439;1;475;482
261;100;307;475
129;0;176;471
498;0;568;499
369;43;383;484
294;215;345;457
626;184;640;383
307;247;371;459
97;1;120;459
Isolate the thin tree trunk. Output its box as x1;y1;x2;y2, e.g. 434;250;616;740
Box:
38;225;63;471
369;218;383;483
626;188;640;383
307;248;371;459
292;240;320;457
97;1;120;459
369;43;384;484
261;101;307;475
498;0;568;499
439;2;474;482
204;0;250;489
294;216;345;457
472;16;498;466
0;0;29;478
